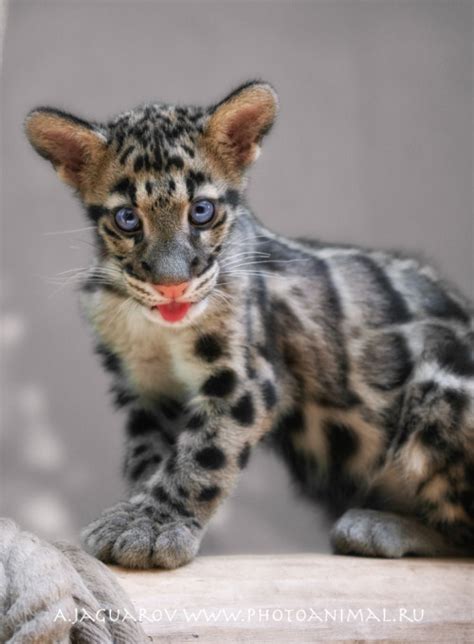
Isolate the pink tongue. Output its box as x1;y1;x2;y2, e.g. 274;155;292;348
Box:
156;301;191;323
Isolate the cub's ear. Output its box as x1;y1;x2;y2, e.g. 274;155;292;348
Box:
25;108;108;192
204;81;278;180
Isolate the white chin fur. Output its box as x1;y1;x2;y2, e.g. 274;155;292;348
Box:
141;298;210;328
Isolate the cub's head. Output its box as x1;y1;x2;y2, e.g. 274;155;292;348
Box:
25;81;278;326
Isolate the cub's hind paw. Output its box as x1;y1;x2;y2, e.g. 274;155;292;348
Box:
330;508;450;558
81;501;201;569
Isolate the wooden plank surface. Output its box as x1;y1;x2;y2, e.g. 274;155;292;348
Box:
111;554;473;642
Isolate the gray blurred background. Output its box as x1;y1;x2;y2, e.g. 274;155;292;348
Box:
1;0;472;554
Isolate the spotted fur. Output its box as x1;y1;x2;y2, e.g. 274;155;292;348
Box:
26;81;474;566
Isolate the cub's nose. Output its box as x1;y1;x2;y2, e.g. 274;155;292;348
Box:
153;281;189;300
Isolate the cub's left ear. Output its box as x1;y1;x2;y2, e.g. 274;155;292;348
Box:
25;107;108;192
204;81;278;179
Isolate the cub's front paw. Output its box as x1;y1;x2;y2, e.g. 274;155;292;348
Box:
81;501;202;569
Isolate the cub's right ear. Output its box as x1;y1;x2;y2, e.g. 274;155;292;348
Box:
25;108;108;193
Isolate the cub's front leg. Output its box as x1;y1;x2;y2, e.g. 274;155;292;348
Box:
81;373;269;568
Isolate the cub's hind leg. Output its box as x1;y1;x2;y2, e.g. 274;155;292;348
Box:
333;351;474;557
393;367;474;554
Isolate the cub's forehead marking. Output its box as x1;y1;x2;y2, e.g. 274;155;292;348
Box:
135;180;152;204
136;176;188;205
170;175;188;200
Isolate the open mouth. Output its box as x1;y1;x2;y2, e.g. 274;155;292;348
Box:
153;301;192;323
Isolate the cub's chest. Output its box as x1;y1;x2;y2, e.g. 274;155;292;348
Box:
123;331;207;400
86;292;208;400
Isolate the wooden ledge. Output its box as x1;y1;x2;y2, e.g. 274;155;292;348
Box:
111;554;473;642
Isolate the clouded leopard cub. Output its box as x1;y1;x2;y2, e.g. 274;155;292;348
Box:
26;81;473;566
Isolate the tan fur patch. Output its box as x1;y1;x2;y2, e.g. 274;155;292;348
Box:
203;83;278;182
25;111;109;194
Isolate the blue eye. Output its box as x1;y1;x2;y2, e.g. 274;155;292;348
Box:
189;199;215;226
114;207;140;232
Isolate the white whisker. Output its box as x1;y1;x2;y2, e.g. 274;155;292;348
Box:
212;288;234;306
43;226;96;236
223;258;310;271
54;267;89;276
221;251;271;263
220;269;298;279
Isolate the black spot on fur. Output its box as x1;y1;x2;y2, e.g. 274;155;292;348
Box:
197;485;220;502
360;332;413;391
159;397;182;420
195;446;226;470
185;171;204;199
126;409;160;436
274;408;305;434
444;388;468;415
195;334;224;363
418;422;449;451
177;486;190;499
431;294;470;324
437;335;474;377
152;146;163;171
111;177;136;205
219;189;239;207
324;421;359;467
129;460;149;481
231;393;255;426
152;485;170;504
112;177;132;195
132;444;148;458
202;369;236;397
87;205;106;223
190;170;205;185
133;155;144;172
151;485;192;517
112;387;137;409
186;176;195;200
186;410;208;431
270;422;321;499
238;443;251;469
182;144;195;158
119;145;134;165
166;156;184;171
129;454;162;481
95;345;121;374
261;380;277;410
